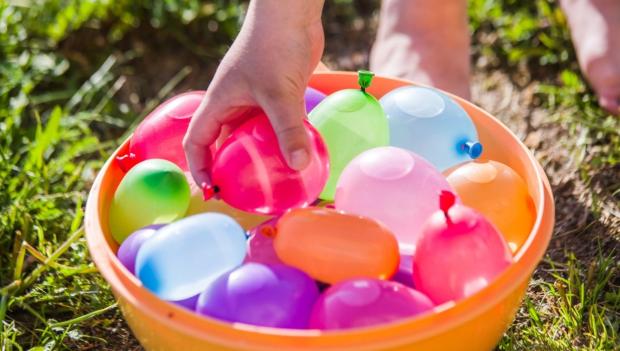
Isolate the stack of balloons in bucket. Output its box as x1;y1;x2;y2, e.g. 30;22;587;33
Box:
110;71;536;330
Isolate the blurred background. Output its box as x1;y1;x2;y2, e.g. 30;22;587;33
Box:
0;1;618;350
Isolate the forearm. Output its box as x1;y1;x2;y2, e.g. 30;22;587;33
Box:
247;0;325;28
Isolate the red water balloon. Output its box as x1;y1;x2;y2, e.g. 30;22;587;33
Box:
116;91;205;172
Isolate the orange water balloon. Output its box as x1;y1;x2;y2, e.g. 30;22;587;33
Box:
273;207;399;284
445;160;535;253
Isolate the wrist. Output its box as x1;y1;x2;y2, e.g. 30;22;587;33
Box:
247;0;324;28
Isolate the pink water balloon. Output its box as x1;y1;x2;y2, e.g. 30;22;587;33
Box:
413;191;513;305
116;91;205;172
205;113;330;215
309;278;434;330
244;217;284;265
335;146;455;253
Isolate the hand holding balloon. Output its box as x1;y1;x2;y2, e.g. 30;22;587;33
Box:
204;114;329;215
183;0;326;188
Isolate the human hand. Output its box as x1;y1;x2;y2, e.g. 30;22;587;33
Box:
184;0;325;188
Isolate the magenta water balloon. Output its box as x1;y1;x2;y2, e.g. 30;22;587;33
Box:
244;218;284;265
309;278;434;330
208;113;329;215
196;263;319;329
305;87;327;113
117;224;166;274
412;191;513;304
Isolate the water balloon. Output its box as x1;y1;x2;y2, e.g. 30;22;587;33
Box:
109;159;190;244
135;213;246;301
445;160;536;253
204;113;329;215
335;146;455;253
380;86;482;171
309;278;433;330
412;191;512;304
309;70;389;200
273;207;399;284
196;263;319;328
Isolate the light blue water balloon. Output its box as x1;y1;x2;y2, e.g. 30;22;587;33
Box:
135;213;247;301
380;86;483;171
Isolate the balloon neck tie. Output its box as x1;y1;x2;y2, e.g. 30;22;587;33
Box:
201;183;220;201
358;70;375;93
439;190;456;224
260;225;277;238
463;141;483;159
115;153;137;172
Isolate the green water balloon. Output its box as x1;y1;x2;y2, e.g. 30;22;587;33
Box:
109;159;190;244
309;71;389;200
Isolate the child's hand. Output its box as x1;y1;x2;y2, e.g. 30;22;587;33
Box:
184;0;325;188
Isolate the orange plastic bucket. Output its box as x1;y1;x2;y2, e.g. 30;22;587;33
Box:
85;71;554;351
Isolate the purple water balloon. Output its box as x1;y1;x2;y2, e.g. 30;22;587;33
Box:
244;218;284;265
305;87;327;113
172;294;199;310
117;224;166;274
391;253;415;288
309;278;434;330
196;263;319;329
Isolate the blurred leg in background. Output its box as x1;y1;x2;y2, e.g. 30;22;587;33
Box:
370;0;620;113
370;0;471;99
561;0;620;114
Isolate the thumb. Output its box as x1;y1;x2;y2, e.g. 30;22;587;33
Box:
258;91;312;171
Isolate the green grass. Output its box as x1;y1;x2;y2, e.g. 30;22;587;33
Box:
1;0;619;350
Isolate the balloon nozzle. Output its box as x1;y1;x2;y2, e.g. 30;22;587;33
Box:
201;183;220;201
358;70;375;93
439;190;456;222
463;141;483;159
115;153;137;172
260;225;277;238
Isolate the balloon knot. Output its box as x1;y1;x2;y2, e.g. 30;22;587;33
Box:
358;70;375;93
260;225;277;238
439;190;456;222
463;141;483;159
201;183;219;201
115;153;136;172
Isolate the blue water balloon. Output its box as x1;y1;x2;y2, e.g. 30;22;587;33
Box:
380;86;483;171
135;213;247;301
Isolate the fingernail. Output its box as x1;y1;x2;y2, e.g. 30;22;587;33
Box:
288;149;310;171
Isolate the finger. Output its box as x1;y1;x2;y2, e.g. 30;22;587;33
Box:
258;91;312;171
216;107;262;148
183;94;226;188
